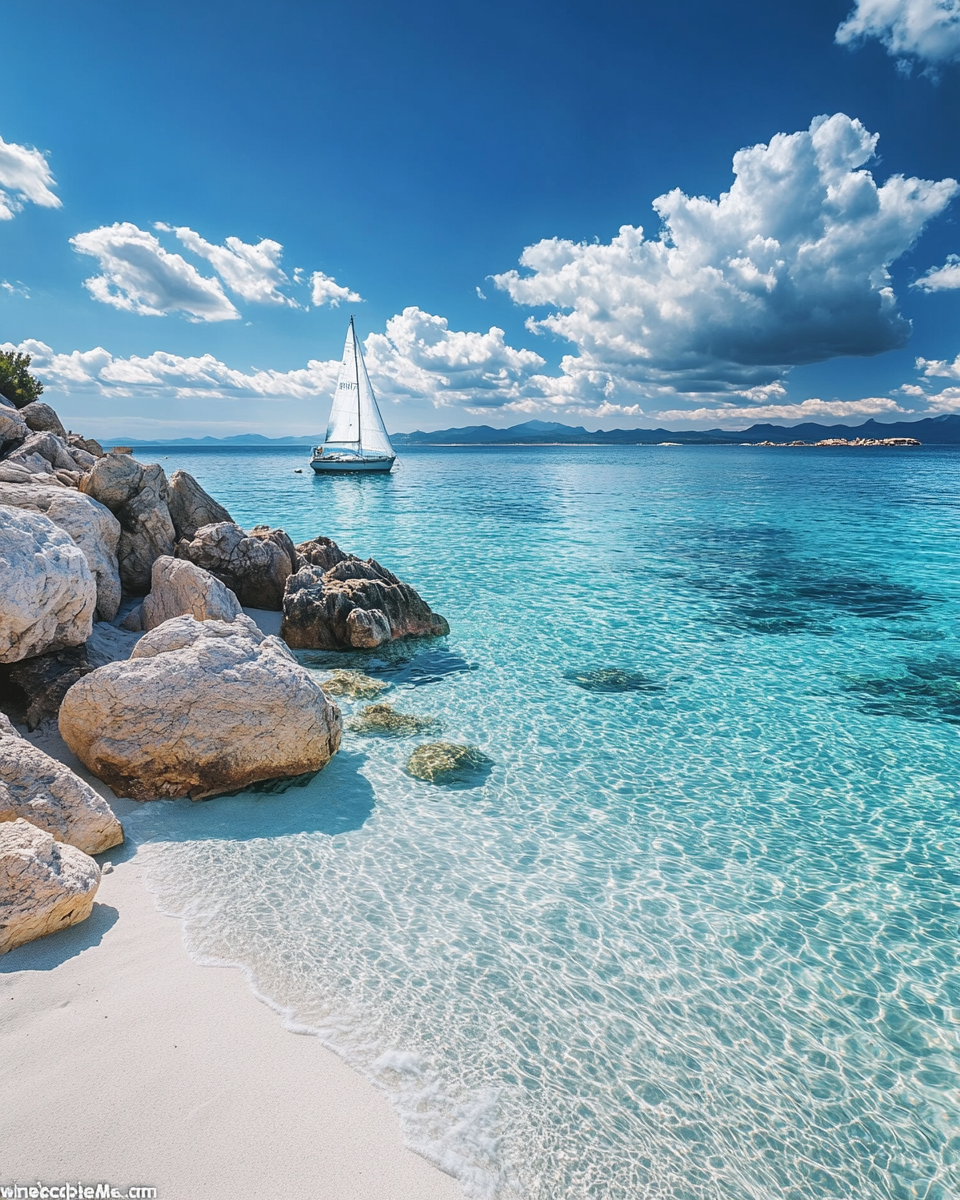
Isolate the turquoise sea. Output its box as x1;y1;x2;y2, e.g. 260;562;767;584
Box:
127;444;959;1199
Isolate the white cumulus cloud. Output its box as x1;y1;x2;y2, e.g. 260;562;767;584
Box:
493;114;957;396
0;135;61;220
836;0;960;66
5;339;338;401
916;349;960;378
169;226;298;306
311;271;363;307
71;223;240;322
364;307;547;406
914;253;960;289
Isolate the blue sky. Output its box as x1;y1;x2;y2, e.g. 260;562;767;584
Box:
2;0;960;437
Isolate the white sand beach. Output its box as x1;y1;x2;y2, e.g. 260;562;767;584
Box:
1;708;462;1200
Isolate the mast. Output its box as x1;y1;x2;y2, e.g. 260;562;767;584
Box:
351;315;362;451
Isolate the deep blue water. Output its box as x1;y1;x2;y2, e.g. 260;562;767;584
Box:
128;444;959;1199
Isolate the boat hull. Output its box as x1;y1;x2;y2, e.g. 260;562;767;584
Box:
310;455;395;474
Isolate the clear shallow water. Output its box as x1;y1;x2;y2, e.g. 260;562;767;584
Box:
127;445;960;1198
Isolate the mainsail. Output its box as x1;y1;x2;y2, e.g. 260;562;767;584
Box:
324;320;394;456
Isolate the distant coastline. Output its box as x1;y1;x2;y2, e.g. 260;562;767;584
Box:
107;414;960;447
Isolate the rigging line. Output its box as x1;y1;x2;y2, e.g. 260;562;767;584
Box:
352;314;362;449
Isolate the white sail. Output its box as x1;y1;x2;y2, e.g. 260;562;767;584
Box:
323;321;394;457
325;325;362;446
355;333;395;457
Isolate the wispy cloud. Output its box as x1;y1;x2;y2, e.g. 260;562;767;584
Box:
165;225;299;306
310;271;363;307
836;0;960;68
0;134;62;220
71;223;240;321
913;253;960;290
651;398;909;424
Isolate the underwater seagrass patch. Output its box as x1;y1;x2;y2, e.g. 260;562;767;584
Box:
348;703;442;737
406;742;493;784
564;667;665;694
841;656;960;725
320;670;390;699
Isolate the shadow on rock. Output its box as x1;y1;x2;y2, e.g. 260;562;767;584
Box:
299;637;477;689
125;750;376;842
0;903;119;972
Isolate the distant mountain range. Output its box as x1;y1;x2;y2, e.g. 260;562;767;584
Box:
111;414;960;447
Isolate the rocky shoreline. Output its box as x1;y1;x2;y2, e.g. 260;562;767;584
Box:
0;388;449;954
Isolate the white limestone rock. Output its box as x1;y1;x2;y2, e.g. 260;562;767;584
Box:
0;403;28;449
0;482;122;621
59;614;341;800
0;507;96;664
167;469;233;540
80;454;176;594
0;818;101;955
0;727;123;855
4;430;77;473
141;555;241;631
18;402;67;439
175;521;295;610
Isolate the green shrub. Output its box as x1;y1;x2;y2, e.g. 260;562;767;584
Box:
0;350;44;407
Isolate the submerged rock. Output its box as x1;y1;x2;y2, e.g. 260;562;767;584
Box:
348;703;442;737
166;469;233;540
0;819;102;955
282;551;449;650
0;482;122;621
59;614;342;800
175;521;295;610
0;507;96;664
319;670;390;699
141;555;241;631
0;722;123;854
405;742;492;784
563;667;664;694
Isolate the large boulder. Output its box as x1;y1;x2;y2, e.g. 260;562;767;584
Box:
0;819;101;955
141;556;241;631
175;521;295;610
281;549;449;650
59;614;342;800
166;469;233;540
0;507;96;664
18;402;66;439
80;454;176;594
0;482;122;620
0;722;123;854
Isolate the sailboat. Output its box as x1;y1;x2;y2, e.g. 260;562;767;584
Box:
310;317;397;473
